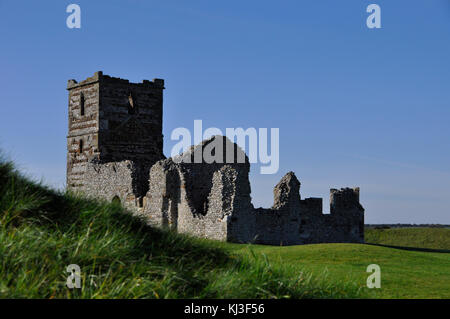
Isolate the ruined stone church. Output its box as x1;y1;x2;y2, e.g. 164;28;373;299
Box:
67;71;365;245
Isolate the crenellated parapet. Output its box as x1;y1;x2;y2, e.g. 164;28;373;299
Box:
67;71;164;90
330;187;364;215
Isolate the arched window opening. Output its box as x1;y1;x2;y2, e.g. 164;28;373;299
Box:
112;196;121;205
80;92;85;116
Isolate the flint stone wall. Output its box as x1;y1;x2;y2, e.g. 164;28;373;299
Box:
145;136;254;241
81;160;149;212
144;136;364;245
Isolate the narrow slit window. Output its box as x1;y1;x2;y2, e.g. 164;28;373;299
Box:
80;92;85;116
79;139;83;153
128;91;136;114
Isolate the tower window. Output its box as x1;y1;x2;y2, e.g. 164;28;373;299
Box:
128;91;136;114
79;139;83;153
80;92;85;116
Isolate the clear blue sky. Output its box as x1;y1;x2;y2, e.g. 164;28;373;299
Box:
1;0;449;223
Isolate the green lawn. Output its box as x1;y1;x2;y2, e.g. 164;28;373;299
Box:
1;155;449;298
365;227;450;250
222;242;450;298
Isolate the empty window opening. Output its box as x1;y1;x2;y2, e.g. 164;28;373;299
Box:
80;93;85;116
128;92;136;114
128;92;134;114
112;196;121;205
79;139;83;153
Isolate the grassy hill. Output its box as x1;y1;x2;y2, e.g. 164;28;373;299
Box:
0;156;449;298
365;227;450;251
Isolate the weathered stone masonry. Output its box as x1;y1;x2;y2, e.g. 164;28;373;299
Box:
67;72;364;245
67;71;164;207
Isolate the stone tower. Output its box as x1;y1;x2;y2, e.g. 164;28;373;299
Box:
66;71;165;192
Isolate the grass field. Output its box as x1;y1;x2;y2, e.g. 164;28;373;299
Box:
1;156;449;298
223;242;450;298
365;227;450;251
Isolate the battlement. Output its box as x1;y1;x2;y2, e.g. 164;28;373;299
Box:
67;71;165;90
330;187;363;215
300;197;323;216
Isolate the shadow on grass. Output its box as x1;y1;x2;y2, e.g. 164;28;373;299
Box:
366;243;450;254
44;192;232;270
